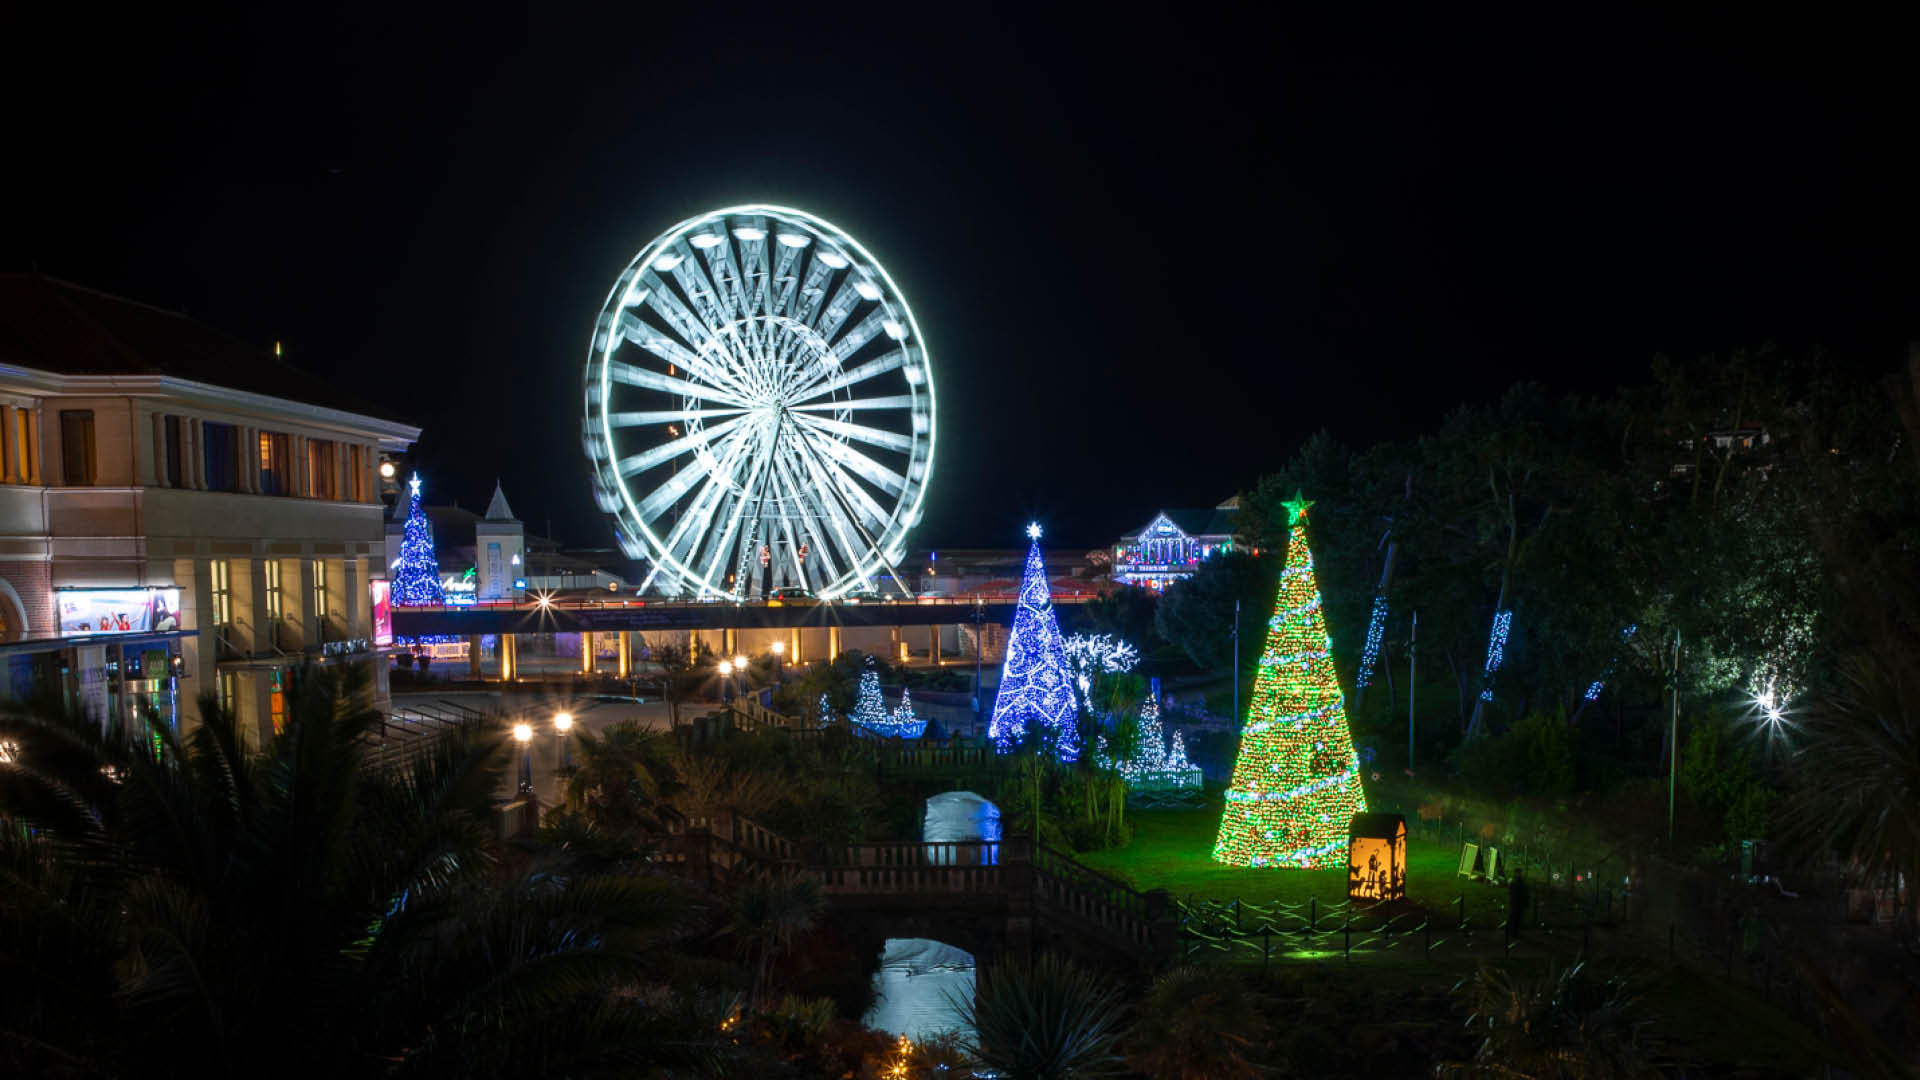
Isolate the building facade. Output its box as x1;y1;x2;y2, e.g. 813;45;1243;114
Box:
1111;498;1241;591
0;276;419;749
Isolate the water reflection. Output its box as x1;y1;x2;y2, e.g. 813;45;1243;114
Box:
862;937;975;1042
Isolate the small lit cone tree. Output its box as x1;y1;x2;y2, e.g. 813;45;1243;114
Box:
851;656;889;730
1095;685;1201;791
892;686;917;729
817;692;833;728
1213;494;1368;868
989;525;1080;761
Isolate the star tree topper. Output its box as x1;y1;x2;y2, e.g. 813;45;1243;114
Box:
1282;491;1314;524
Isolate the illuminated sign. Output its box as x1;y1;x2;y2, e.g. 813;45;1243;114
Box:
369;579;393;646
57;588;182;636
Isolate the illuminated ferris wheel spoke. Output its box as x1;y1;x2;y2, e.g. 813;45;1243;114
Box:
607;406;750;428
812;278;865;340
615;414;755;478
793;412;915;453
587;205;934;599
639;417;760;527
788;394;914;412
799;426;908;496
608;361;750;408
789;348;907;402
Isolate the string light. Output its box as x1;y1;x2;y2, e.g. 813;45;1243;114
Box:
1213;493;1368;869
989;531;1079;759
391;472;446;606
1583;624;1638;701
1063;633;1139;713
1093;682;1201;790
1478;609;1512;702
1355;595;1388;689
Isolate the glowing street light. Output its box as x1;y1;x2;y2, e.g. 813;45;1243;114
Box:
554;712;574;771
770;639;786;681
512;722;534;794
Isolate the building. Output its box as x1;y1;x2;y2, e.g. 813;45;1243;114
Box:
1110;497;1241;591
0;276;419;748
387;482;633;603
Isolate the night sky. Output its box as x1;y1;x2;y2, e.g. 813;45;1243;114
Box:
11;6;1916;550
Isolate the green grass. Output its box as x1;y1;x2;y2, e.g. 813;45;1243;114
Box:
1077;805;1512;924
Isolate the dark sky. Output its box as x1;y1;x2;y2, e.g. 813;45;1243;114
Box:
10;6;1917;550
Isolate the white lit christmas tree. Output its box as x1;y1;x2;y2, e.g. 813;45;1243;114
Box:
1094;678;1201;791
989;524;1079;760
852;663;926;738
390;473;445;606
851;655;888;729
817;691;834;728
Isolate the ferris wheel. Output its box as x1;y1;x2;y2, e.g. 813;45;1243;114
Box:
584;205;936;601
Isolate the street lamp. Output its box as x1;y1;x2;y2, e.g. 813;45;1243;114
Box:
512;722;534;794
770;639;786;682
554;711;574;772
716;659;734;704
733;654;748;702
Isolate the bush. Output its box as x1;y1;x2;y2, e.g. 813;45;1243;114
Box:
1452;710;1574;801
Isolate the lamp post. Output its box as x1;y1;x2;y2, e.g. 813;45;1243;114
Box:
734;654;748;705
770;639;785;683
554;711;573;772
972;598;985;737
512;722;534;795
717;659;734;705
1231;596;1241;726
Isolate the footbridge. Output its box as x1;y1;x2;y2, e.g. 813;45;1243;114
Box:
661;814;1178;972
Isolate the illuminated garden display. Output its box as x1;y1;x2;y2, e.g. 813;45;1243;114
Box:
1346;812;1408;901
989;525;1080;760
582;204;936;601
1094;679;1202;793
1213;494;1369;868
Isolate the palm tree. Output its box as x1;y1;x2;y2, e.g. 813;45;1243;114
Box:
1437;962;1655;1079
726;872;825;1005
565;719;668;835
1126;965;1265;1079
954;952;1128;1080
1777;649;1920;932
0;663;723;1078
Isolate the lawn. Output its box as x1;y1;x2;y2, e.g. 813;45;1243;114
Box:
1077;803;1514;925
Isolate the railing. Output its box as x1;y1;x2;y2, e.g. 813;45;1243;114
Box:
1033;843;1155;951
811;841;1005;894
875;742;1000;776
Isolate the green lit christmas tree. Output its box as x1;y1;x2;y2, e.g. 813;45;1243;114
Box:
1213;494;1368;868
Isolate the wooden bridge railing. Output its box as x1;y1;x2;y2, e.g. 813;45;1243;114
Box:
655;815;1173;966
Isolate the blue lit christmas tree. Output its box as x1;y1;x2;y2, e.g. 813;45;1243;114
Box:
989;524;1079;760
391;473;445;606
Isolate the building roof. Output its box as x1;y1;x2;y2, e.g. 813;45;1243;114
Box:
483;480;518;522
0;274;410;425
1121;498;1241;542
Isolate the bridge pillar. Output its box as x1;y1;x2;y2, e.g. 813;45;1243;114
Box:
890;625;902;663
617;631;631;677
581;632;595;674
828;624;842;661
500;633;517;681
789;626;802;664
929;624;940;666
468;635;483;679
723;626;736;657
